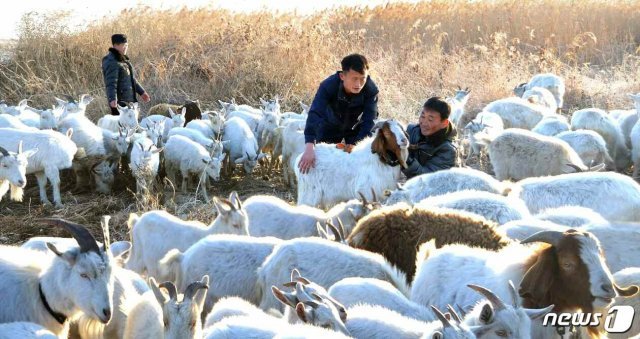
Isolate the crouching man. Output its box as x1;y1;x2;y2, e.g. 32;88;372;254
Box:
402;97;458;178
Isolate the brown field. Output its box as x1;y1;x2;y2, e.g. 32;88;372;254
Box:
1;0;639;244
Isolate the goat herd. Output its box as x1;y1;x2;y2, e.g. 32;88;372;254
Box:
1;73;640;338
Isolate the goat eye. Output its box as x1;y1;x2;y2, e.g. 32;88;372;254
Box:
496;330;507;337
80;273;89;279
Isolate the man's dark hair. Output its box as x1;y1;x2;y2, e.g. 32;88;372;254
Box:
111;34;128;45
341;54;369;74
423;96;451;120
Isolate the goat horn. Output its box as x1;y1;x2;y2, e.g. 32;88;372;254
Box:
370;188;378;202
507;280;520;307
336;218;346;240
294;277;311;285
358;192;368;206
614;283;639;297
396;182;404;190
326;222;343;243
446;304;463;322
295;282;315;303
220;198;237;211
467;284;506;311
40;218;101;254
430;305;452;328
101;215;111;252
159;281;178;301
520;230;564;247
0;146;9;157
184;281;209;301
566;163;584;172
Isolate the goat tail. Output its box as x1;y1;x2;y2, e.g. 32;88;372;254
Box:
414;239;437;277
158;249;183;287
382;261;411;298
127;213;139;232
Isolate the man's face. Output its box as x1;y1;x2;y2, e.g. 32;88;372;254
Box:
114;43;128;55
419;109;449;136
339;69;367;95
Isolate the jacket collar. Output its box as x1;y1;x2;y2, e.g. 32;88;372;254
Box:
108;47;129;62
39;283;67;324
419;123;457;146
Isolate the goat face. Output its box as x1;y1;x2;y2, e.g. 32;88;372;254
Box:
150;277;208;339
0;145;35;187
203;153;225;182
39;106;63;130
371;119;409;168
47;241;115;324
519;230;638;313
513;83;528;97
116;105;139;129
92;161;116;194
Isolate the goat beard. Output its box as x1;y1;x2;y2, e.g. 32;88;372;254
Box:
10;184;23;202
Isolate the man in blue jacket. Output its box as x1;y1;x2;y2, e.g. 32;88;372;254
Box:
298;54;379;173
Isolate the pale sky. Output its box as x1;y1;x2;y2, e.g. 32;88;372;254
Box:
1;0;419;39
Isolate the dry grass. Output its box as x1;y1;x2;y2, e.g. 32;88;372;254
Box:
1;0;640;244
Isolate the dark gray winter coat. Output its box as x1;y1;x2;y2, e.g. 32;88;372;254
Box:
101;48;145;105
401;123;458;178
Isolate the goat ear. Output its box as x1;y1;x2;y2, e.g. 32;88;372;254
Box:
180;107;187;115
213;198;230;216
519;248;555;307
194;275;209;311
525;304;555;320
109;241;131;259
46;243;77;265
66;128;74;138
152;147;163;154
479;303;494;324
149;277;167;305
295;303;310;323
22;148;38;159
272;286;298;308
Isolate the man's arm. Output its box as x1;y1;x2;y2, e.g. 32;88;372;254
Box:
304;83;330;144
102;59;119;102
348;92;379;145
133;75;145;96
401;144;458;178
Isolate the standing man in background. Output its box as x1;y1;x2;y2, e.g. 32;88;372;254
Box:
102;33;150;115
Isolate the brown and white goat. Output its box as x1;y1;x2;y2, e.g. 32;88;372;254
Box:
295;119;409;209
411;229;638;338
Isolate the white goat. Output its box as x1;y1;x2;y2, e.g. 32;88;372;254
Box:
245;194;379;240
555;129;615;170
256;237;409;313
296;119;409;209
384;167;509;206
97;104;140;133
482;97;553;129
531;114;569;136
126;194;248;282
55;94;94;119
0;322;57;338
123;277;208;339
478;128;594;180
521;87;558;112
0;128;76;208
447;87;471;128
167;127;216;152
0;142;37;203
513;73;565;110
0;113;39;131
140;107;187;143
129;136;163;196
570;107;630;171
417;190;530;225
222;117;266;174
508;171;640;222
281;120;306;187
532;206;608;227
616;93;640;148
164;135;225;201
0;219;116;337
38;105;65;130
610;268;640;339
463;111;504;163
158;234;281;318
186;111;225;140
